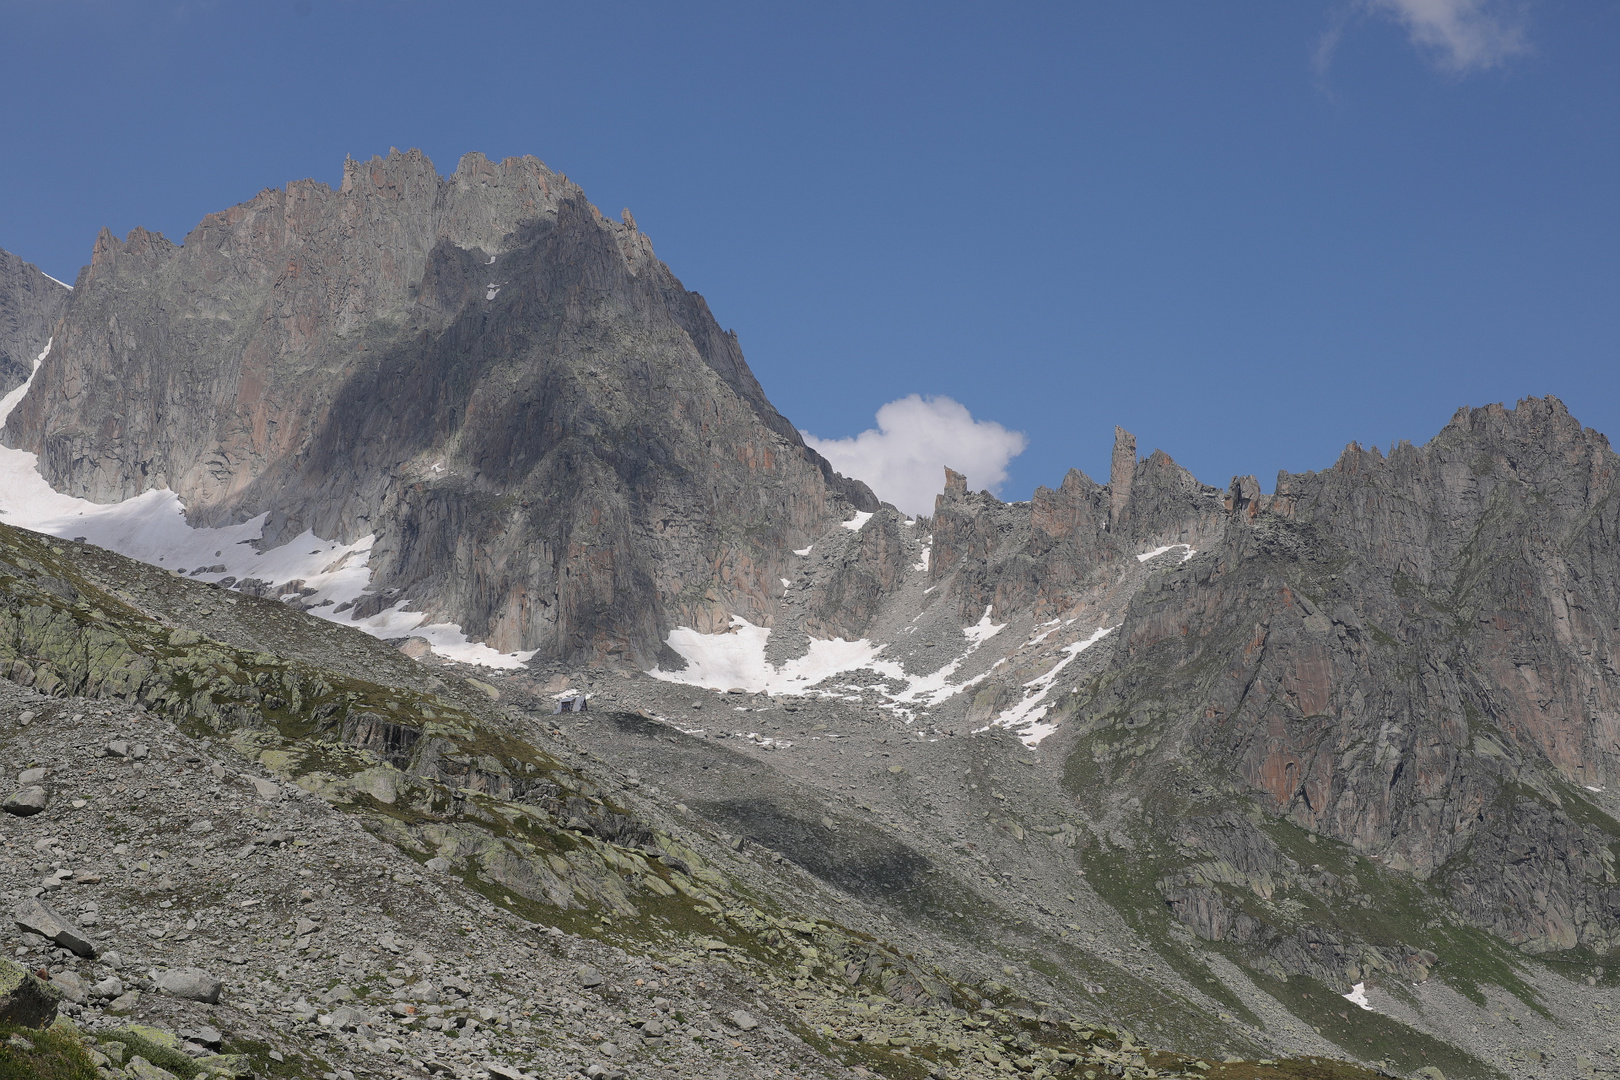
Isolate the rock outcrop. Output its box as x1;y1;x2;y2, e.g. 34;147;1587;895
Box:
928;429;1225;621
0;246;70;394
1071;397;1620;955
2;150;874;666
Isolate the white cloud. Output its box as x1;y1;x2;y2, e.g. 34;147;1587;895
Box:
1366;0;1528;73
803;395;1027;517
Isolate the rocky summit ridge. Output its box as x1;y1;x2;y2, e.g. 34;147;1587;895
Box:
1;150;1619;1080
1;149;875;668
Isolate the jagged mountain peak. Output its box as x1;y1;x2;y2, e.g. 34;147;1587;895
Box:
1;150;875;667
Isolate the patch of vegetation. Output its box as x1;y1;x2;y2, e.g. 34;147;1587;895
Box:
1241;970;1501;1079
218;1038;330;1080
93;1027;203;1078
1080;843;1264;1036
0;1022;97;1080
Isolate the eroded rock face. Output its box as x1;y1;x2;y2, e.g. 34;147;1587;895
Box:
2;150;874;665
925;428;1226;621
1076;397;1620;954
0;247;69;395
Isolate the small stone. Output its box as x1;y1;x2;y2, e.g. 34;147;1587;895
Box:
107;990;141;1012
727;1008;759;1031
16;768;47;784
17;711;35;726
154;967;223;1004
90;976;124;999
598;1042;619;1057
104;741;129;758
100;951;124;970
3;787;48;817
11;898;97;957
577;965;605;988
250;777;281;801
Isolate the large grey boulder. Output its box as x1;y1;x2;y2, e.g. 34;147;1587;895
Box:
0;956;63;1027
153;967;223;1004
2;786;47;816
11;898;96;957
49;970;86;1003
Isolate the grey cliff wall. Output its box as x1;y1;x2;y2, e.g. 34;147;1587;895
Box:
0;247;70;395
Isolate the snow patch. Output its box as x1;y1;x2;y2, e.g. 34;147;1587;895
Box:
351;602;536;670
40;273;73;291
1343;982;1372;1011
1136;543;1195;564
982;624;1118;745
649;617;885;694
912;545;930;573
841;511;874;532
651;605;1011;710
962;606;1004;646
794;545;813;556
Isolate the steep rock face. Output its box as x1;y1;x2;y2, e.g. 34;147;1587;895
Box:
804;507;909;639
2;150;874;664
0;247;70;395
1075;397;1620;954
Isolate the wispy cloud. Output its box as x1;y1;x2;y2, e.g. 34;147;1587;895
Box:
803;395;1027;518
1318;0;1529;79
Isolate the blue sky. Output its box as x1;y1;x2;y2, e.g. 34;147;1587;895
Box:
2;1;1615;510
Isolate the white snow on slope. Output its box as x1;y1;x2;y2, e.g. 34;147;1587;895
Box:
41;273;73;291
649;618;885;694
1136;543;1195;563
841;511;874;532
961;606;1004;646
650;606;1007;709
0;342;534;670
1343;982;1372;1011
983;624;1118;746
